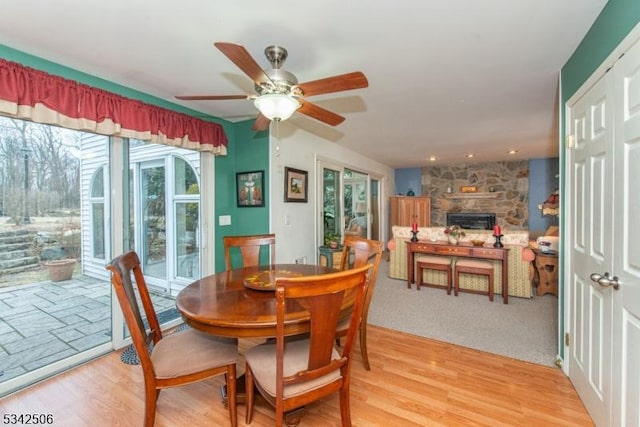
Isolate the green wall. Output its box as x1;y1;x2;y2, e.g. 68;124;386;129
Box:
562;0;640;99
0;44;271;271
213;121;270;272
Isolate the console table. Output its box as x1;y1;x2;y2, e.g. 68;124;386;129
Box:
407;240;510;304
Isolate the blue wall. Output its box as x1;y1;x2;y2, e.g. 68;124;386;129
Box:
394;168;422;196
528;158;559;232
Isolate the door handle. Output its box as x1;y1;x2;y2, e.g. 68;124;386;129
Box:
589;272;620;290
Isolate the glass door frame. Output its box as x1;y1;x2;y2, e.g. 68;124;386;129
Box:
317;159;385;249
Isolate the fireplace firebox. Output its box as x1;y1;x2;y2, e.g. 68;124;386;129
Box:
446;212;496;230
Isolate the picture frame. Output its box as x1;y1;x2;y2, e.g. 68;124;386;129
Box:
236;170;265;207
284;167;308;203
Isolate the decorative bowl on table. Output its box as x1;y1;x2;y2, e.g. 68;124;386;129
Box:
470;239;486;247
243;269;303;291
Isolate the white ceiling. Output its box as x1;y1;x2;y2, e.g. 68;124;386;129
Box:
0;0;607;168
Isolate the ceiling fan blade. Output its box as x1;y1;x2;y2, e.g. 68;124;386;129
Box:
296;72;368;97
298;100;345;126
214;42;273;86
175;95;248;101
252;114;271;131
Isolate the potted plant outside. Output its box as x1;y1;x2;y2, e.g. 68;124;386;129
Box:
41;221;81;282
44;258;76;282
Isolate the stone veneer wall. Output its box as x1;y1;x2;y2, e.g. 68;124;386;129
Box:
421;160;529;230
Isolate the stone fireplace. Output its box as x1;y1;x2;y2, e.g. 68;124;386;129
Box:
421;160;529;230
446;212;496;230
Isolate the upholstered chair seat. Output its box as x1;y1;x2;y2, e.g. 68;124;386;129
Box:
151;329;237;379
244;339;341;399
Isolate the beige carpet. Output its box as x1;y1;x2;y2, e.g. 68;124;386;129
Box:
368;260;559;367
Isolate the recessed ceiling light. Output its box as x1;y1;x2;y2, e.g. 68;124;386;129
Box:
508;150;518;154
466;154;475;158
429;156;437;161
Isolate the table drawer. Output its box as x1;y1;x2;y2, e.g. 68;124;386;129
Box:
430;245;473;256
470;247;505;259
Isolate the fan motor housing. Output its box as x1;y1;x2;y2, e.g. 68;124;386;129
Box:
255;68;300;96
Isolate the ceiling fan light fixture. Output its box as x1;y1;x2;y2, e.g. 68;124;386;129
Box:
254;94;300;121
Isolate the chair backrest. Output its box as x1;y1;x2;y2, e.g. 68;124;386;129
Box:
273;264;371;392
106;251;161;370
223;234;276;271
339;235;384;316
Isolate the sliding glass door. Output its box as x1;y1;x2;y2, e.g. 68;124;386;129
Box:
318;161;382;248
140;161;167;283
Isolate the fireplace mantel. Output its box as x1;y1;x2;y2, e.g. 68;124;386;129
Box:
442;192;502;199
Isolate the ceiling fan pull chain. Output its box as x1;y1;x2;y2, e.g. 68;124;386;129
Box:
273;120;280;158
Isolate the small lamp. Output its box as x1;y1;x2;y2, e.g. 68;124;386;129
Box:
254;94;300;121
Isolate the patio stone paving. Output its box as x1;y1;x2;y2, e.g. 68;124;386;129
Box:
0;275;177;383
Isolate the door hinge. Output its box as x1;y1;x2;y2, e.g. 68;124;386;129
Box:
565;332;570;347
566;134;574;149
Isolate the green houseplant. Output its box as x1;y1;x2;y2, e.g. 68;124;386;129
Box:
324;231;341;249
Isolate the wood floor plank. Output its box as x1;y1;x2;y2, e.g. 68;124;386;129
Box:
0;326;593;426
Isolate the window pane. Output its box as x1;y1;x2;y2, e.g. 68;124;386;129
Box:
91;168;104;198
174;157;198;195
92;203;105;258
142;165;166;279
175;202;199;278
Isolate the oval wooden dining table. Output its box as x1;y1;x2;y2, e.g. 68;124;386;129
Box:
176;263;339;339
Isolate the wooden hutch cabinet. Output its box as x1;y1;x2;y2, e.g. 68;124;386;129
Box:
389;196;431;229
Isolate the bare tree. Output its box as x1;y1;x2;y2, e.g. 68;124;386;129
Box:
0;117;81;221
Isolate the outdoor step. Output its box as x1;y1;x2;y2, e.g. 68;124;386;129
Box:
0;256;40;271
0;229;30;239
0;262;41;276
0;249;31;261
0;242;34;253
0;234;37;246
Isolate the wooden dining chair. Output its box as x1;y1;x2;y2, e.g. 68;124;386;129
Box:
336;235;384;370
223;233;276;271
244;263;371;427
106;251;239;427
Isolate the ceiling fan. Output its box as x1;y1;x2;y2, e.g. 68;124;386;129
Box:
175;42;369;131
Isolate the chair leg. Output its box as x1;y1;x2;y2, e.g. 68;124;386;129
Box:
245;364;255;424
144;384;158;427
339;382;352;427
226;364;237;427
359;320;371;370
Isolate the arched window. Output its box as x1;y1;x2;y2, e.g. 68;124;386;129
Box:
174;157;199;279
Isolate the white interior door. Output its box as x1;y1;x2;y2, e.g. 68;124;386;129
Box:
566;70;614;427
611;36;640;427
566;29;640;427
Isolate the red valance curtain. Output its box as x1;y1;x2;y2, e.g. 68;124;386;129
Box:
0;59;227;154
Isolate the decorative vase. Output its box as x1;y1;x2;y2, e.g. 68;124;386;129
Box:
44;259;76;282
448;236;459;245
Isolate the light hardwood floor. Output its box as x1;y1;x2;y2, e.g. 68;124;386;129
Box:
0;326;593;426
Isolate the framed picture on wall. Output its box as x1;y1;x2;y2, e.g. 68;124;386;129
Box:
284;167;308;202
236;170;265;207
